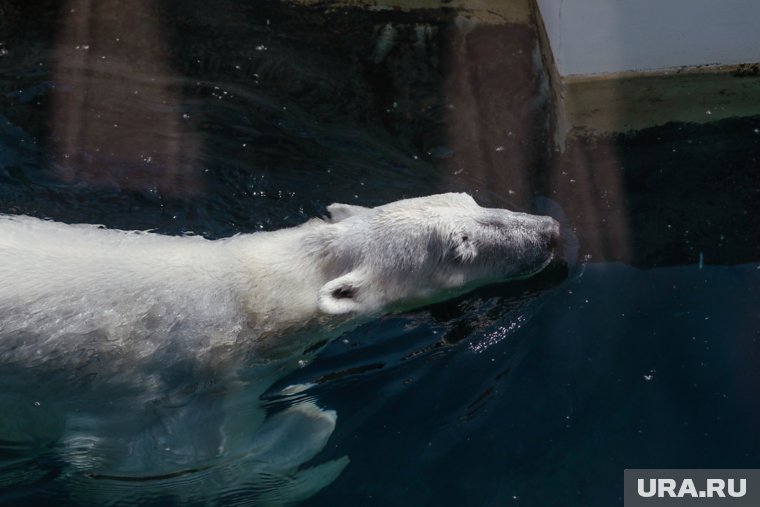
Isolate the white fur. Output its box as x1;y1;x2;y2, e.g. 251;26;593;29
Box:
0;192;558;376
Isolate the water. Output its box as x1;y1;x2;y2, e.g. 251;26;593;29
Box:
2;1;760;506
306;262;760;506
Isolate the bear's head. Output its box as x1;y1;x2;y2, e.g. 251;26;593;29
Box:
315;192;560;316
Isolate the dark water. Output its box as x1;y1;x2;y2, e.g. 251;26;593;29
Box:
301;262;760;506
2;1;760;506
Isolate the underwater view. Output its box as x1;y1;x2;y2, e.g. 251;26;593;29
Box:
1;0;759;506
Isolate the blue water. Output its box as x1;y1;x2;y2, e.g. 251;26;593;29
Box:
2;1;760;506
292;262;760;506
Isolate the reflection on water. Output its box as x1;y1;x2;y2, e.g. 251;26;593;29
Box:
0;373;349;505
51;0;202;197
1;0;456;237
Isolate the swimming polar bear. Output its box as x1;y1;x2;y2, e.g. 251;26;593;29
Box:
0;192;559;504
0;192;559;371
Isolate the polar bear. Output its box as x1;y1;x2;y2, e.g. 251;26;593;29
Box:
0;192;559;370
0;192;559;503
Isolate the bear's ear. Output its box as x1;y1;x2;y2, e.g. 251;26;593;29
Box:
318;271;367;315
453;232;478;263
326;203;371;223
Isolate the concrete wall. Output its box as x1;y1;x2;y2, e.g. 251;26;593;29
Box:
537;0;760;76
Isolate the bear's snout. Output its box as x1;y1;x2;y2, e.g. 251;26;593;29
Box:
541;218;561;251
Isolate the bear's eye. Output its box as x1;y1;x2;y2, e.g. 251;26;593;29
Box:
332;287;356;299
461;235;469;242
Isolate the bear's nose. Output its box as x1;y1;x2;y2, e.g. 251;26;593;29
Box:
543;218;561;251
